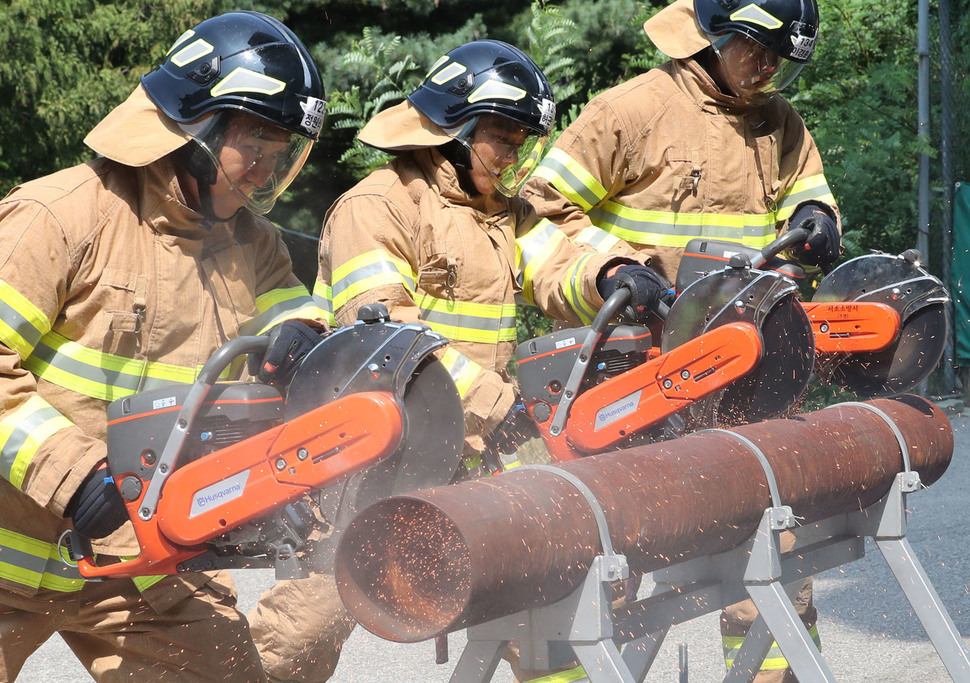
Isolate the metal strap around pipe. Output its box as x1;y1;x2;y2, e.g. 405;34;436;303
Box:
828;402;912;473
697;429;784;510
524;464;620;559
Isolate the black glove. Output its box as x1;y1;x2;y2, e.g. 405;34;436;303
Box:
65;464;129;539
788;201;841;270
248;320;324;387
482;398;539;458
597;264;669;323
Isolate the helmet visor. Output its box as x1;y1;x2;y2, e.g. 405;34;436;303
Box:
449;115;549;197
710;33;806;102
181;111;314;214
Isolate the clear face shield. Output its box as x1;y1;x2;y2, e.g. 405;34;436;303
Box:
180;110;316;214
447;114;550;197
709;33;806;103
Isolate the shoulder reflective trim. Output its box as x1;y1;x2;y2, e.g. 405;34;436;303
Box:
517;219;566;304
576;226;622;253
588;201;778;249
211;67;286;97
171;38;214;67
521;664;588;682
0;396;73;490
311;286;337;327
468;80;527;104
562;253;598;325
440;347;482;397
241;287;325;336
775;174;837;220
415;293;517;344
332;250;416;310
722;623;820;671
533;147;606;212
0;280;52;359
24;331;199;402
0;527;84;592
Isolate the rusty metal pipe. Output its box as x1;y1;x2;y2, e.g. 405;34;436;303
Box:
334;396;953;642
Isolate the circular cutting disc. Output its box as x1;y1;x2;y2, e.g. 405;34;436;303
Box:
814;253;949;397
662;268;815;426
285;327;465;509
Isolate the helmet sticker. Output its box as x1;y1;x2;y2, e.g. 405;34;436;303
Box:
211;68;286;97
171;39;214;67
167;29;195;56
537;98;556;131
789;25;817;61
468;79;527;104
300;96;326;135
431;61;467;85
729;4;784;30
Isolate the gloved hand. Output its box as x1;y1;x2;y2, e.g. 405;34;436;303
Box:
248;320;324;387
788;201;841;270
65;464;129;539
597;264;670;323
482;398;540;459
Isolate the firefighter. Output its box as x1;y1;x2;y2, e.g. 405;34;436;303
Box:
246;39;665;682
521;0;837;679
0;11;327;681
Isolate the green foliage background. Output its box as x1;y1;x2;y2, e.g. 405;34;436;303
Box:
1;0;967;365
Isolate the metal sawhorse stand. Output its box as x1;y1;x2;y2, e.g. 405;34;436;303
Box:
445;405;970;682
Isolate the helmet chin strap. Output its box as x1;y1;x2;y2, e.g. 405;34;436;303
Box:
179;139;242;229
438;139;480;196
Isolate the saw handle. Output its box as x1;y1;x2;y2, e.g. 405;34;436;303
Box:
749;226;810;270
136;335;270;522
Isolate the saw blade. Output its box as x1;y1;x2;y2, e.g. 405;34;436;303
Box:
813;252;949;396
662;267;814;426
285;322;464;518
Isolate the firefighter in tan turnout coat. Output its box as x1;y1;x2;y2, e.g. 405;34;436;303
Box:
0;12;327;681
522;0;842;680
247;39;668;683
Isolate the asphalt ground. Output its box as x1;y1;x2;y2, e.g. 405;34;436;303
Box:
18;406;970;682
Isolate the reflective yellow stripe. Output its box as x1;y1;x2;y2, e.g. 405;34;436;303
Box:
589;201;779;249
562;253;597;324
517;219;597;321
0;396;73;490
723;623;821;671
131;571;166;591
523;665;587;682
331;250;415;310
243;286;326;335
0;280;51;359
311;285;337;327
0;527;84;592
775;174;837;220
23;331;199;402
415;293;517;345
575;226;622;253
537;147;836;248
440;348;482;398
534;147;607;212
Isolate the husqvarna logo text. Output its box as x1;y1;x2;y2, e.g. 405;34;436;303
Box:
189;470;251;518
595;390;641;431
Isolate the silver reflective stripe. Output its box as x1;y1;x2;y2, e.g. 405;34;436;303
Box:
539;154;602;209
333;260;415;301
0;399;63;482
587;206;774;242
0;298;44;355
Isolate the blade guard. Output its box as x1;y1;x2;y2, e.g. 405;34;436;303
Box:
812;250;950;396
535;322;763;459
77;390;403;579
